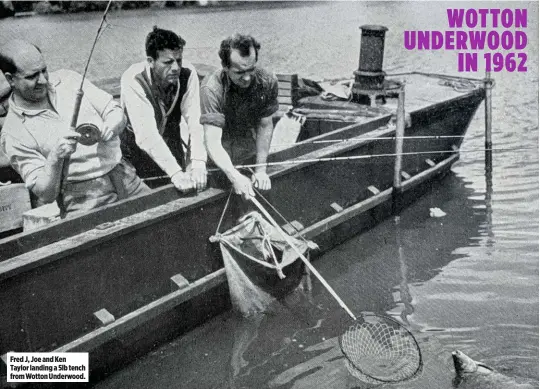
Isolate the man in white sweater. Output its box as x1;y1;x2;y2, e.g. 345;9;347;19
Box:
120;26;207;192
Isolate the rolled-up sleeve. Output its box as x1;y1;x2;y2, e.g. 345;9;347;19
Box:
83;79;115;117
200;85;226;128
1;130;46;190
181;65;207;163
59;69;114;116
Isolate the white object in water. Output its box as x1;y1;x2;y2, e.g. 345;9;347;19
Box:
429;207;447;218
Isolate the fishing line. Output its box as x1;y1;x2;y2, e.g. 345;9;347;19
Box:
386;71;486;83
142;146;534;183
270;134;466;148
78;1;113;88
234;146;536;170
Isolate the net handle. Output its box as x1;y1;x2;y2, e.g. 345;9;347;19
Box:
250;196;357;320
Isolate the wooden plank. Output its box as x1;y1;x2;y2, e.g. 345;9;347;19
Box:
330;202;344;213
401;153;459;191
170;273;190;290
282;220;304;235
278;96;292;105
0;188;225;281
0;184;186;261
93;309;115;326
290;220;304;231
278;88;292;97
278;81;292;90
54;269;226;353
367;185;380;195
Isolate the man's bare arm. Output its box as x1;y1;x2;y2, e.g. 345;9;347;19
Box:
204;123;254;198
251;115;274;190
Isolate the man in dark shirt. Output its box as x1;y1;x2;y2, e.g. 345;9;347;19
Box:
200;34;278;199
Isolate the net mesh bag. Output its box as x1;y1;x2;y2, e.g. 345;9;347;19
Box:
340;315;422;384
211;211;316;316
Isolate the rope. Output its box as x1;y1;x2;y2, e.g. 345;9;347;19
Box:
212;189;233;238
252;221;285;278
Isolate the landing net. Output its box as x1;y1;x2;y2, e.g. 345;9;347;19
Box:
340;314;423;384
211;211;316;316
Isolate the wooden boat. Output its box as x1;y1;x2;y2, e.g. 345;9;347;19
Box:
0;27;486;384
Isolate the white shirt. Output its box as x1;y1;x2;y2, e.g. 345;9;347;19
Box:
1;69;122;187
120;61;206;177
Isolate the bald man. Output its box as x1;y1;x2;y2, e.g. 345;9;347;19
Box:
0;40;150;213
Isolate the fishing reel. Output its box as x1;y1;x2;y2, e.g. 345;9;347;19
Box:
75;123;101;146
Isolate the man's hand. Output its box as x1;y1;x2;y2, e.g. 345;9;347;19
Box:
251;171;271;191
50;131;80;162
171;171;194;193
230;170;255;200
189;160;207;192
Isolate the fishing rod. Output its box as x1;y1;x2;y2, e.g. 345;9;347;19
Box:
142;145;534;182
57;0;114;218
270;134;466;148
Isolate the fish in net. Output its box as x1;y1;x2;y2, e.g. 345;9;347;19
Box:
210;211;317;316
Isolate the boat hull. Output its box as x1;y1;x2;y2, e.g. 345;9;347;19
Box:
0;82;485;384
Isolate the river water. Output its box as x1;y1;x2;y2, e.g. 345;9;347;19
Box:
1;1;537;388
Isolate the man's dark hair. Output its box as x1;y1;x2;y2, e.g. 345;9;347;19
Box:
219;34;260;68
145;26;186;60
0;43;41;75
0;52;17;75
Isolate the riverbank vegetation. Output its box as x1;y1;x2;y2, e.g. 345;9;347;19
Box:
0;1;240;17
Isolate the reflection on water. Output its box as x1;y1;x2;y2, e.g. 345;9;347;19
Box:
3;1;536;388
394;216;415;326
